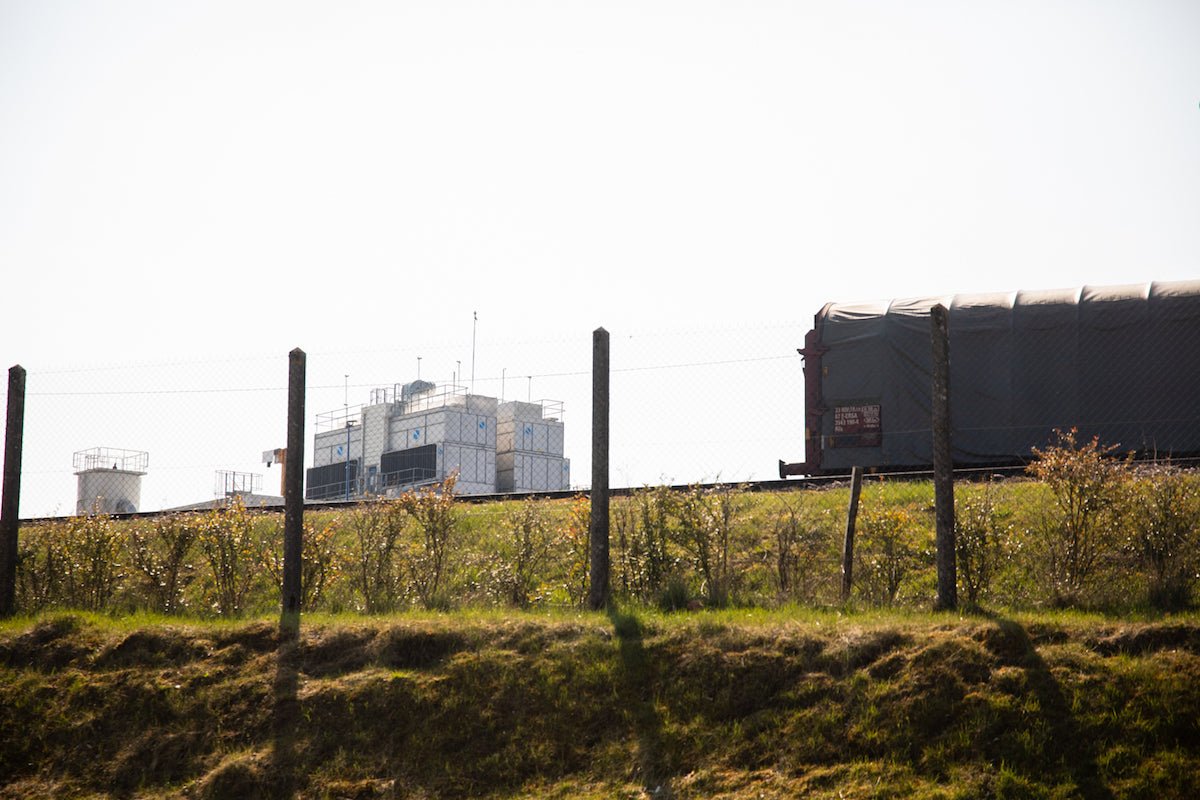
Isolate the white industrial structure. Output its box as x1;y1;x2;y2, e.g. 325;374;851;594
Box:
74;447;148;515
307;381;569;500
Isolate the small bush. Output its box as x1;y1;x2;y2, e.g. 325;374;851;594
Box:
345;499;407;613
259;515;341;612
15;523;68;611
397;473;459;610
674;483;742;607
60;512;124;611
615;486;680;604
1128;464;1200;610
558;495;591;606
772;497;832;604
129;514;199;614
486;498;556;607
855;507;926;606
955;481;1012;608
196;498;260;617
1027;428;1131;606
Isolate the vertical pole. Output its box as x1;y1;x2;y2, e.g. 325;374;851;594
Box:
931;304;957;611
345;423;352;502
588;328;610;611
344;375;350;502
1;365;26;617
841;465;863;602
281;349;306;636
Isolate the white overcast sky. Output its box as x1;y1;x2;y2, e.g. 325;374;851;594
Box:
1;1;1198;513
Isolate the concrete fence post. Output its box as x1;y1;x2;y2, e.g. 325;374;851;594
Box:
281;348;306;636
931;305;957;611
588;328;610;611
1;365;26;617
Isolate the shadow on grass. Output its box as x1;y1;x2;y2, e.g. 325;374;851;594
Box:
270;616;301;799
608;607;674;799
987;614;1114;800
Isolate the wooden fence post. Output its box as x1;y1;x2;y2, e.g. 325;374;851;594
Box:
1;365;26;617
841;465;863;602
931;305;957;611
588;328;610;611
281;348;306;636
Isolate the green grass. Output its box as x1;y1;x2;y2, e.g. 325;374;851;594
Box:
3;609;1200;798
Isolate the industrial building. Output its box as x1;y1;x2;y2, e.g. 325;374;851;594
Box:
306;381;569;500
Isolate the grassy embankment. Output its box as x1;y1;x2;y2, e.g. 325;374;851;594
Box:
3;608;1200;799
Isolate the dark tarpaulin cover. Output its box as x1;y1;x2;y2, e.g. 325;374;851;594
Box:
813;280;1200;470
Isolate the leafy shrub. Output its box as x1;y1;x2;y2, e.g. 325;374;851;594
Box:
955;481;1012;608
397;473;459;610
486;498;556;607
129;514;199;614
558;495;591;606
344;499;407;613
855;507;926;606
60;512;125;611
196;498;261;616
614;486;679;604
1127;464;1200;610
674;482;742;607
15;523;68;612
259;515;342;612
1027;429;1131;606
772;497;833;603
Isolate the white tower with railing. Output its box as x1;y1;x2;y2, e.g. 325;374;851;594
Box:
74;447;149;515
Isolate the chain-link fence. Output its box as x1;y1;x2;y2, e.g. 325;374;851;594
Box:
3;282;1200;617
5;282;1200;519
4;323;806;519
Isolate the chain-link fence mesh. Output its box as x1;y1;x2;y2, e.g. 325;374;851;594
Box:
9;323;807;518
9;281;1200;520
4;286;1200;616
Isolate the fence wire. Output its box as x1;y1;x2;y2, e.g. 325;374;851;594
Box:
9;324;806;518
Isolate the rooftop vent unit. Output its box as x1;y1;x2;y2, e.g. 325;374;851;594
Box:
402;380;436;401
